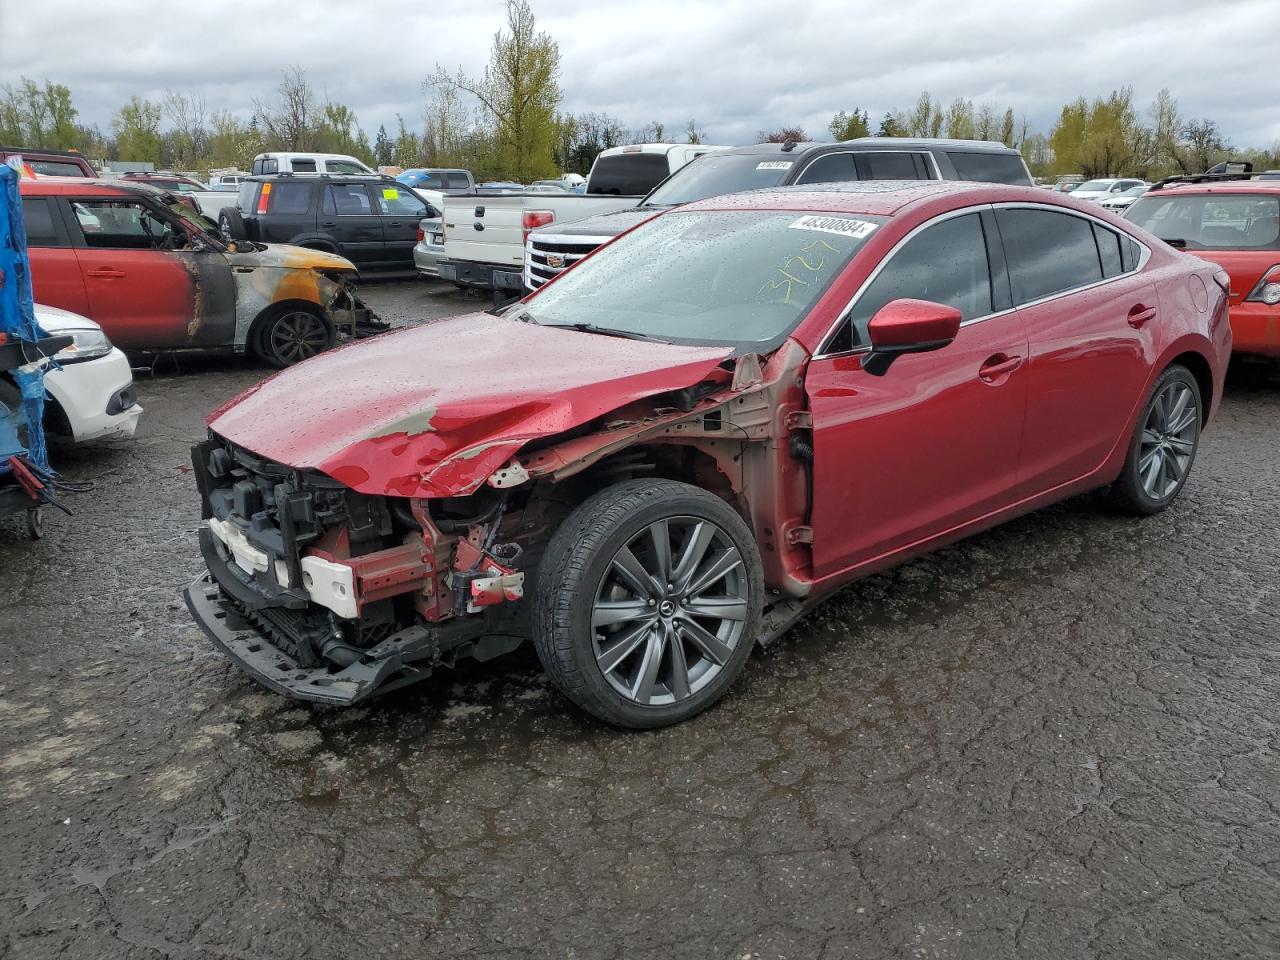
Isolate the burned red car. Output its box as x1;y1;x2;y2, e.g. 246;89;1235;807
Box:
186;181;1230;728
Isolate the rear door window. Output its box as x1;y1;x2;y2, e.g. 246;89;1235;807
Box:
323;184;375;216
325;160;367;174
947;151;1031;185
855;151;931;180
21;198;63;246
795;153;857;185
997;208;1104;304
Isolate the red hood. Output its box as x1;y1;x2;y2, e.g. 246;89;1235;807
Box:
208;313;732;497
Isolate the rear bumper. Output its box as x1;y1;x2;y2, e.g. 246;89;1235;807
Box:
1229;302;1280;357
438;259;523;291
414;241;445;277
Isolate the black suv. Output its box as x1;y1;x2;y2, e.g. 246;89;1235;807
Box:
221;174;433;271
526;138;1034;290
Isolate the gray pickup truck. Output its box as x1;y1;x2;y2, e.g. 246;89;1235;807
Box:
525;137;1033;291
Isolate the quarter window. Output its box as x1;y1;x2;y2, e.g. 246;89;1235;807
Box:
830;212;993;352
445;172;471;189
1093;222;1124;278
997;208;1103;304
290;159;317;173
269;182;313;214
21;198;61;246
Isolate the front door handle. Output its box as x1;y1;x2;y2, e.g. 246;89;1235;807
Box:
978;354;1024;383
321;220;337;227
86;267;125;279
1128;304;1157;328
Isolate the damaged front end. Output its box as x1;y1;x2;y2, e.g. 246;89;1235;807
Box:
185;436;530;705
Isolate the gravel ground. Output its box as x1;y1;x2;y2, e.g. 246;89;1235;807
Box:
2;279;1278;960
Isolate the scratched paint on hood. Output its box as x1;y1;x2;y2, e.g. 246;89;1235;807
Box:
208;313;732;498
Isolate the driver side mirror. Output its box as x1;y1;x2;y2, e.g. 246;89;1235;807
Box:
862;299;962;376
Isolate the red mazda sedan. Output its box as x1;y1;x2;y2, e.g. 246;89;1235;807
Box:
186;181;1231;728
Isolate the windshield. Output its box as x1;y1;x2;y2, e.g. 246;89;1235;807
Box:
162;199;225;249
1075;180;1112;192
644;153;794;207
1127;193;1280;250
525;210;881;348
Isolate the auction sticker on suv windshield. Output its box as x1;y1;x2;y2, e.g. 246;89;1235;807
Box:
789;215;878;239
756;161;793;170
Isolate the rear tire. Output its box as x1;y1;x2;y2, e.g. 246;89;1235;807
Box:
532;479;764;729
219;207;247;241
251;306;334;368
1106;364;1202;515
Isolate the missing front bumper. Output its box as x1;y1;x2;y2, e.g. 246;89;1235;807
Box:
184;575;433;705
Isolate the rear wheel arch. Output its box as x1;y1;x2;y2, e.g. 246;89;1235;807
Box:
1167;350;1214;427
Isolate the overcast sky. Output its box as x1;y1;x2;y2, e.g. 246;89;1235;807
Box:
2;0;1277;149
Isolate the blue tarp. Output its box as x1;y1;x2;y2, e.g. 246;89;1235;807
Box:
0;163;50;471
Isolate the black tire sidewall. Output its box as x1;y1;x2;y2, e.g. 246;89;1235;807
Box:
253;307;334;368
534;480;765;729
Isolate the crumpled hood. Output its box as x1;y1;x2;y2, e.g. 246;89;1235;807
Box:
225;243;356;274
208;314;732;498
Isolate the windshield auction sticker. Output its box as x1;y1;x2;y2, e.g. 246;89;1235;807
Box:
756;161;793;170
789;215;878;239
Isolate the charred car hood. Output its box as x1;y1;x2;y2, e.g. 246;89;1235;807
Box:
224;243;356;274
208;314;732;498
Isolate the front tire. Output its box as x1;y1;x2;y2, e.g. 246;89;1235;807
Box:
252;306;334;368
1106;364;1202;515
533;479;764;729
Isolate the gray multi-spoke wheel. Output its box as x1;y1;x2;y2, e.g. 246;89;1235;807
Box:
255;307;334;368
533;479;764;728
1108;364;1202;515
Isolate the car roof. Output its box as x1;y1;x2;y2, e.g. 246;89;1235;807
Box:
679;180;1051;217
17;176;164;198
842;137;1023;155
1149;179;1280;196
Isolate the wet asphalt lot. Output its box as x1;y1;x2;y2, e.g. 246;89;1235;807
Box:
2;277;1279;960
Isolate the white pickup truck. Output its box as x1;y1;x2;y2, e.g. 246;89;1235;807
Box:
437;142;729;295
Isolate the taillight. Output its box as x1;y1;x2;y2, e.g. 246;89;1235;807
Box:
1245;265;1280;305
522;210;554;245
416;226;424;243
256;182;272;215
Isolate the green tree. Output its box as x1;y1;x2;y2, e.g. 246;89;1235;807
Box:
829;109;870;141
905;92;942;138
877;113;903;137
113;96;162;162
0;78;79;148
430;0;562;181
374;124;393;166
393;115;421;167
943;99;975;140
757;127;807;143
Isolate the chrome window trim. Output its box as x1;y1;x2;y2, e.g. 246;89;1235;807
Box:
794;149;943;186
813;200;1153;360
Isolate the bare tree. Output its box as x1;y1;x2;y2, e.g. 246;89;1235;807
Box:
253;66;317;151
757;127;807;143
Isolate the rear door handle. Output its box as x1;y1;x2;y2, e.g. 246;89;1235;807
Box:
86;267;125;279
321;221;337;227
978;354;1024;383
1128;304;1157;328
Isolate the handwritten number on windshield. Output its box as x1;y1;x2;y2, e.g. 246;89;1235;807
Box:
757;238;841;305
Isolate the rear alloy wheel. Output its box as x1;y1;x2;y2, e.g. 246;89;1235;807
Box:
533;479;764;728
254;307;334;368
1107;364;1202;514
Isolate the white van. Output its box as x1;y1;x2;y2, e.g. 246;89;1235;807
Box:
250;152;375;176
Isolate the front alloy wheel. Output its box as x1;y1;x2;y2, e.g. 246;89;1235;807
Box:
257;308;333;368
533;479;764;728
592;516;750;706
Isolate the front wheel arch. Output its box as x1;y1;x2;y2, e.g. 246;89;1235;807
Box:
248;301;335;367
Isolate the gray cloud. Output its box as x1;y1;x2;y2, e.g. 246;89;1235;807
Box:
1;0;1276;148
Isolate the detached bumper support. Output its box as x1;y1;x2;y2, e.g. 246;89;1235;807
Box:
184;575;430;706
